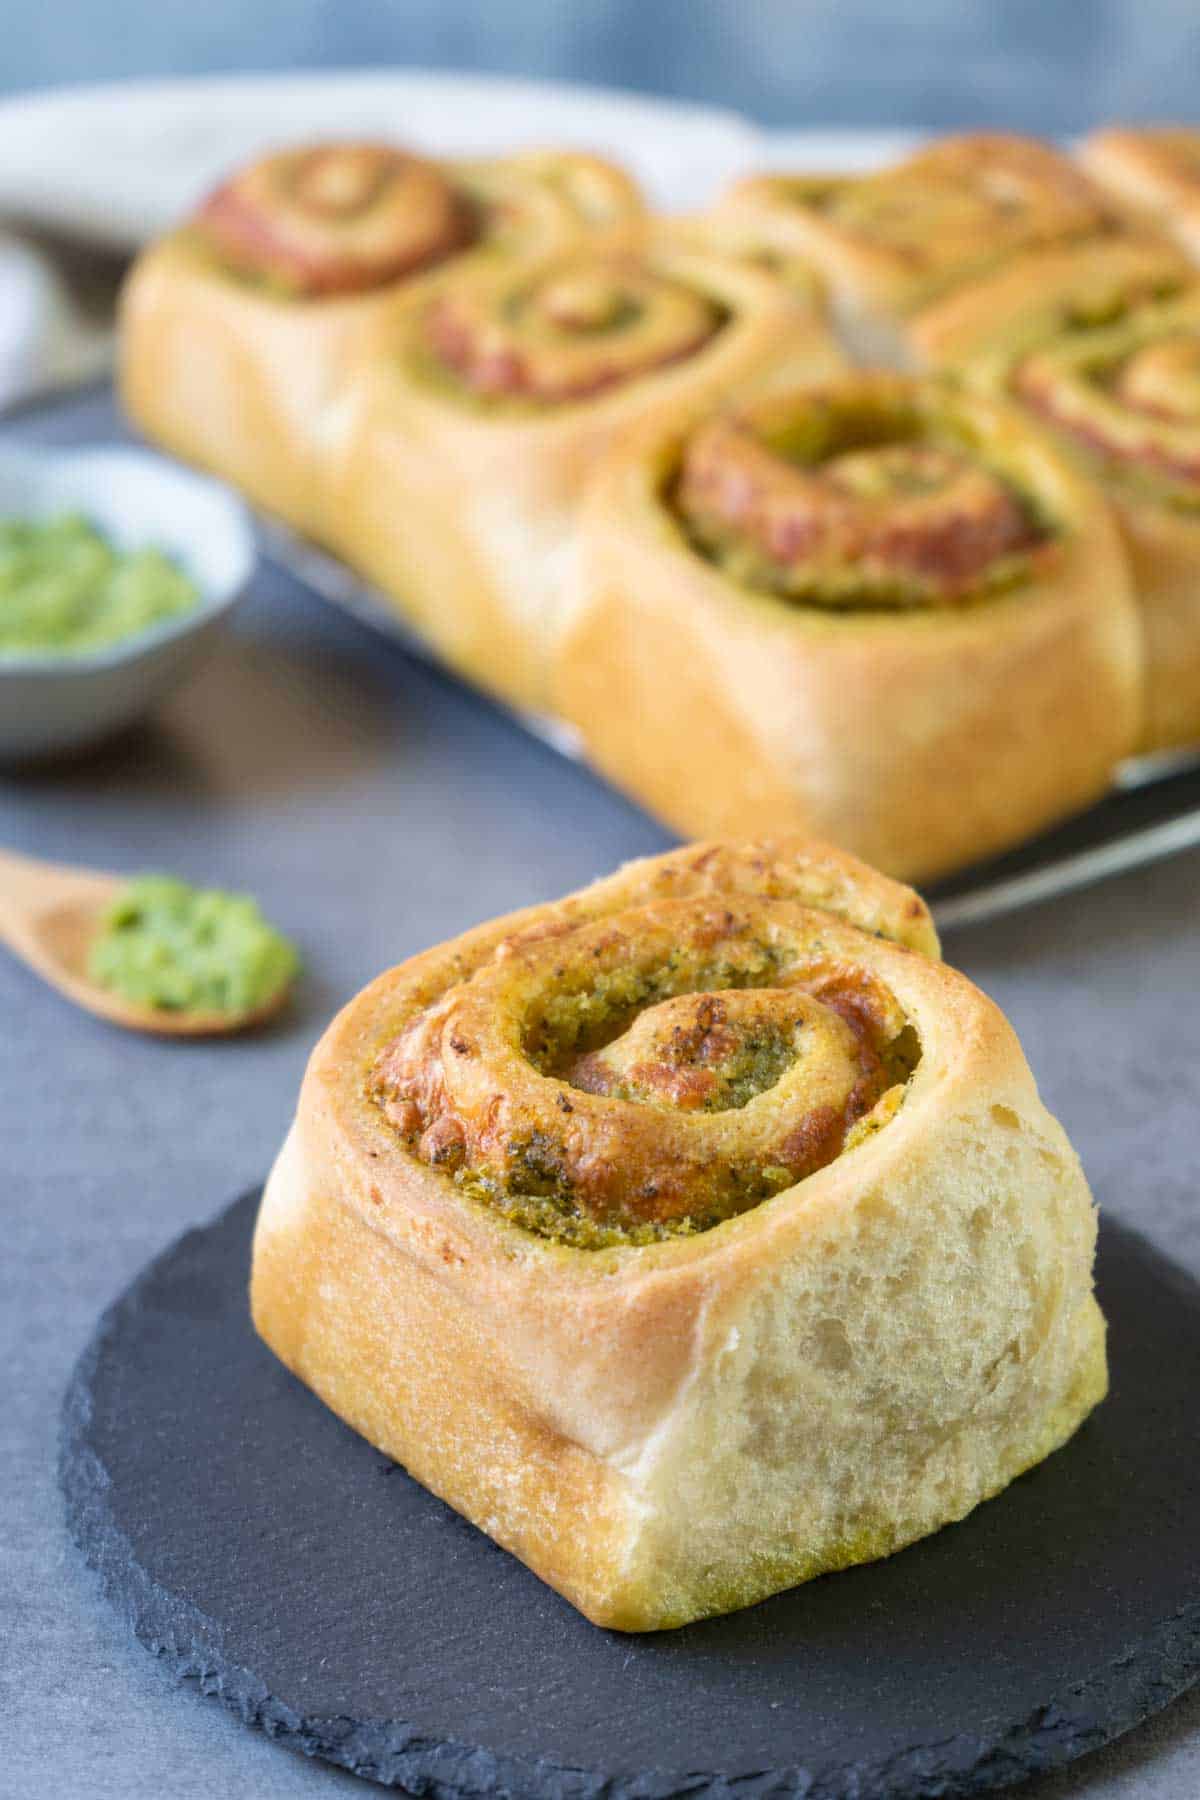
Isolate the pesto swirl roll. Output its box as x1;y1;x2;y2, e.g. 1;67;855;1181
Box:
253;835;1107;1630
710;133;1127;359
913;236;1200;750
674;391;1046;608
422;256;723;404
319;236;843;709
119;139;644;528
195;142;477;297
372;881;918;1245
555;371;1141;880
1013;298;1200;489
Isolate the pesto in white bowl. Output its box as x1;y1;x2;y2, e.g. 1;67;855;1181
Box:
0;444;253;759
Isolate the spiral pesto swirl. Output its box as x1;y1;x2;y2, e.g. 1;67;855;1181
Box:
673;375;1053;608
1011;291;1200;505
820;134;1106;254
422;254;725;405
731;134;1117;312
485;149;644;234
369;841;934;1247
196;142;477;297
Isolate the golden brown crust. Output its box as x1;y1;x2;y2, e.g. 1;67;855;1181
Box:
118;143;646;532
911;236;1200;750
908;232;1191;369
317;233;844;710
470;147;644;235
554;374;1142;880
251;836;1106;1629
674;395;1048;605
371;893;915;1240
422;257;723;402
195;142;476;296
712;133;1129;356
663;207;830;303
1080;127;1200;261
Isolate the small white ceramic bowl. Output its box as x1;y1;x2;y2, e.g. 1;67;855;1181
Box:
0;443;254;760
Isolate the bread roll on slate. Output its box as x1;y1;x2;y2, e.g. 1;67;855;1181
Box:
252;837;1107;1631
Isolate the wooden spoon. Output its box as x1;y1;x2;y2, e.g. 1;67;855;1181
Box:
0;846;292;1037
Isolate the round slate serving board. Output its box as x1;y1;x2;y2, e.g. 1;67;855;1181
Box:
61;1191;1200;1800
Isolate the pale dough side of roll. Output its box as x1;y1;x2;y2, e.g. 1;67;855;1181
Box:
119;235;394;531
251;871;1104;1631
1120;504;1200;752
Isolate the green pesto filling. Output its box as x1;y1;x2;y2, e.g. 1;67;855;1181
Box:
381;930;921;1249
616;1024;799;1114
452;1155;806;1252
1083;443;1200;512
406;300;732;417
469;965;916;1250
704;1030;795;1110
882;1021;922;1087
0;514;200;658
670;402;1055;612
1037;355;1200;511
1003;294;1200;513
89;874;299;1015
1058;280;1185;332
523;941;785;1072
685;531;1040;611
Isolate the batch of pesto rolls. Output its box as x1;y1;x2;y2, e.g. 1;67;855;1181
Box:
123;128;1196;1633
121;124;1200;883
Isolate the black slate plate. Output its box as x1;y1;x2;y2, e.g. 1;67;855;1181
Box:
61;1190;1200;1800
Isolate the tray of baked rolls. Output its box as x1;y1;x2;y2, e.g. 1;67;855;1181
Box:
28;99;1200;1800
114;124;1200;916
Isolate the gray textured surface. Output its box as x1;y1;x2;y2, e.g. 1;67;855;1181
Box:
4;388;1200;1796
56;1192;1200;1798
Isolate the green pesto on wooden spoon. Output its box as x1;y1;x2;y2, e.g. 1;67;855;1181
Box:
0;850;298;1036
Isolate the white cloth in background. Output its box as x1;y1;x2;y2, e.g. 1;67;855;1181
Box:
0;69;763;247
0;233;108;409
